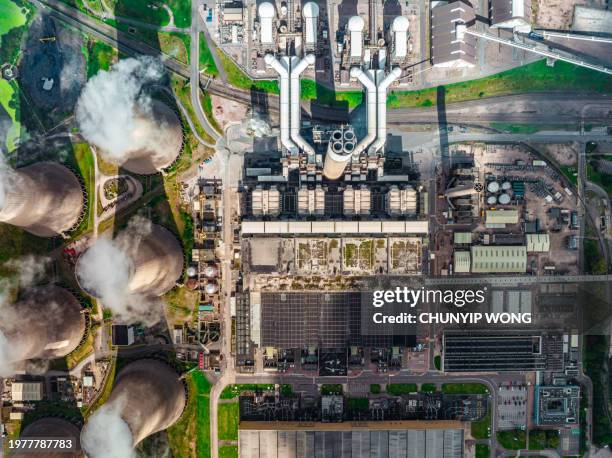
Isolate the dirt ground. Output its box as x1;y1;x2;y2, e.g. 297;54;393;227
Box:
535;0;589;29
539;143;579;166
210;94;248;128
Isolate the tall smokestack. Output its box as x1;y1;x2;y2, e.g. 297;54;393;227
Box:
0;162;84;237
0;286;86;376
12;418;82;458
81;359;186;456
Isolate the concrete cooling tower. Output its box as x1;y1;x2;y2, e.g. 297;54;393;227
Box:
12;418;82;458
120;100;183;175
0;162;84;237
0;286;86;364
81;359;186;450
76;223;184;298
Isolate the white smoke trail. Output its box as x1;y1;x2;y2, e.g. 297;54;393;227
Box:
75;56;166;165
76;217;164;325
81;400;135;458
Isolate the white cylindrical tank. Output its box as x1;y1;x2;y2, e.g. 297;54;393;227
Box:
81;359;186;453
391;16;409;60
348;16;364;58
0;162;84;237
258;2;275;45
205;282;218;294
204;265;218;278
487;181;500;193
303;2;319;46
187;266;197;277
502;181;512;190
498;193;511;205
487;195;497;205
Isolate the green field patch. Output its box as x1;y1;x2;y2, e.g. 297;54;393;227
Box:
321;384;343;395
442;383;489;394
0;79;21;151
386;384;418;395
218;402;239;441
199;34;219;76
220;384;275;400
219;446;239;458
0;0;26;35
497;429;527;450
475;444;490;458
528;429;560;450
86;39;117;78
421;383;437;392
471;406;491;439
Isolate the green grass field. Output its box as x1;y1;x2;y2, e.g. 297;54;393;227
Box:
219;51;279;93
388;60;612;109
199;34;219;77
0;79;21;151
386;384;418;395
218;402;239;441
442;383;489;394
219;446;238;458
167;371;212;458
421;383;437;392
110;0;190;27
86;39;117;78
0;0;26;35
69;143;95;238
471;406;491;440
220;384;275;400
497;429;527;450
475;444;490;458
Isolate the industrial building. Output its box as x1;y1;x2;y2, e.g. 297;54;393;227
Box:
489;0;531;31
11;381;44;402
0;286;86;370
241;220;429;235
430;0;476;67
535;385;580;426
238;427;464;458
0;162;84;237
469;245;527;273
443;331;564;372
485;209;519;226
81;359;186;450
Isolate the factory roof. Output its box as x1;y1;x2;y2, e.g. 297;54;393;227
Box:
241;220;429;235
454;251;471;273
12;382;43;402
526;234;550;252
453;232;472;244
490;0;531;26
485;209;519;224
430;0;476;67
470;245;527;273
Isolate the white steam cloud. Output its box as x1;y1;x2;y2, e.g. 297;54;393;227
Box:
75;56;165;164
81;400;135;458
76;217;164;325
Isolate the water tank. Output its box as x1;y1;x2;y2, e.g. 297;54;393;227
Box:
487;195;497;205
487;181;500;193
204;265;218;278
205;282;218;295
502;181;512;190
187;266;197;277
498;193;511;205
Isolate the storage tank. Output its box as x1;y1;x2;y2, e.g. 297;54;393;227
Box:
13;418;82;458
487;195;497;205
502;181;512;190
498;193;511;205
119;100;183;175
81;360;186;455
205;282;218;295
303;2;319;46
0;286;86;373
204;265;218;278
258;2;275;44
0;162;84;237
487;181;500;193
391;16;409;60
76;223;183;298
348;16;364;58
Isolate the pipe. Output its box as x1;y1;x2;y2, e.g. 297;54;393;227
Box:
350;67;377;156
265;54;297;154
369;67;402;154
290;54;316;158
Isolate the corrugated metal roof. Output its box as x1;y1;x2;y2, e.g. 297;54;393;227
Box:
453;232;472;244
485;209;519;224
526;233;550;252
471;245;527;273
454;251;471;273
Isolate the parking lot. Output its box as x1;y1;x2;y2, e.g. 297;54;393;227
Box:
497;384;528;430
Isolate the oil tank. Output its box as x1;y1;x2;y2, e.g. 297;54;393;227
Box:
0;286;85;368
119;100;183;175
487;181;500;193
0;162;84;237
13;418;82;458
76;223;184;298
487;195;497;205
81;359;186;452
502;181;512;190
498;193;511;205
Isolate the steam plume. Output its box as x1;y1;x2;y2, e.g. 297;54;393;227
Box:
81;400;135;458
75;57;166;165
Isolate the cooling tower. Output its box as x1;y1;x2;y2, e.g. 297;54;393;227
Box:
76;223;184;298
0;162;84;237
82;359;186;448
13;418;83;458
0;286;86;365
120;100;183;175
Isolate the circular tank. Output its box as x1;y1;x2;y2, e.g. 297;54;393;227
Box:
205;282;218;295
348;15;365;31
0;286;86;367
391;16;409;32
498;193;511;205
487;195;497;205
487;181;500;193
13;418;82;458
280;5;287;16
120;101;183;175
81;359;186;449
303;1;319;17
204;265;218;278
258;2;275;18
187;266;197;277
502;181;512;190
0;162;85;237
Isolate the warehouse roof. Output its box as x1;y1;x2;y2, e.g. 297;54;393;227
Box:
12;382;43;402
526;234;550;252
453;232;472;244
241;220;429;235
454;251;471;273
470;245;527;273
485;209;519;224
